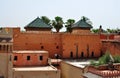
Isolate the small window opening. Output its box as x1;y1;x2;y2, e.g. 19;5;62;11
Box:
41;46;44;49
91;51;94;57
27;56;30;60
0;45;1;50
70;51;73;58
7;45;9;51
39;56;43;60
14;56;18;61
56;46;59;49
81;52;84;58
100;51;103;56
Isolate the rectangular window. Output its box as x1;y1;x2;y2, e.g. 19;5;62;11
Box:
39;56;43;60
14;56;17;61
27;56;30;61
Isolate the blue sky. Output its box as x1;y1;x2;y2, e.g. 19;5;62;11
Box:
0;0;120;30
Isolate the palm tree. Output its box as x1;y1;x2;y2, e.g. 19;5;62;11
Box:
41;16;51;25
65;19;75;33
52;16;64;32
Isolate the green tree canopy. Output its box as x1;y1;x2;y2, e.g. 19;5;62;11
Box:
52;16;64;32
65;19;75;33
91;29;99;33
41;16;51;25
106;28;119;33
81;16;93;25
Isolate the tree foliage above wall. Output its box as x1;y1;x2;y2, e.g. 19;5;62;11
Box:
39;16;120;33
65;19;75;33
52;16;64;32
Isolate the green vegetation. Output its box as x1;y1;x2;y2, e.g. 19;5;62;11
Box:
81;16;93;26
91;28;120;33
39;16;119;33
65;19;75;33
90;52;120;66
113;55;120;63
91;29;99;33
41;16;51;25
107;28;120;33
52;16;64;32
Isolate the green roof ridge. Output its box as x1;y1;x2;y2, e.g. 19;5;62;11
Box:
25;17;52;28
72;19;93;28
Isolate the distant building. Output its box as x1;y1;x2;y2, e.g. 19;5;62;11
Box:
0;28;13;78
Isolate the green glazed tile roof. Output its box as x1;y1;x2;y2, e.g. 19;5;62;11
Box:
25;17;52;29
72;19;93;28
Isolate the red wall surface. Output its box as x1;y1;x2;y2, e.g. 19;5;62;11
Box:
62;34;102;58
102;41;120;56
13;52;48;66
12;28;120;59
13;28;62;58
100;34;114;40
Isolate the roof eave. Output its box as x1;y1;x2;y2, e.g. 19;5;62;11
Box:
24;26;52;29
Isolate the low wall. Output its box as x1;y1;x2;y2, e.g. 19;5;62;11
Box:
88;64;120;77
60;61;87;78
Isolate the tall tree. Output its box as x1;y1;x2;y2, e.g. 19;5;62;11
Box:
81;16;93;25
65;19;75;33
52;16;64;32
41;16;51;25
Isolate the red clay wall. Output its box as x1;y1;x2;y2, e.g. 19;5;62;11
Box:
102;41;120;55
13;28;104;59
13;28;62;58
13;52;48;66
13;28;120;59
100;34;114;40
62;33;102;58
101;34;120;55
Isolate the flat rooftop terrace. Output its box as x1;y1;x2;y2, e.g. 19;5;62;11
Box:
13;66;57;71
64;59;94;68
